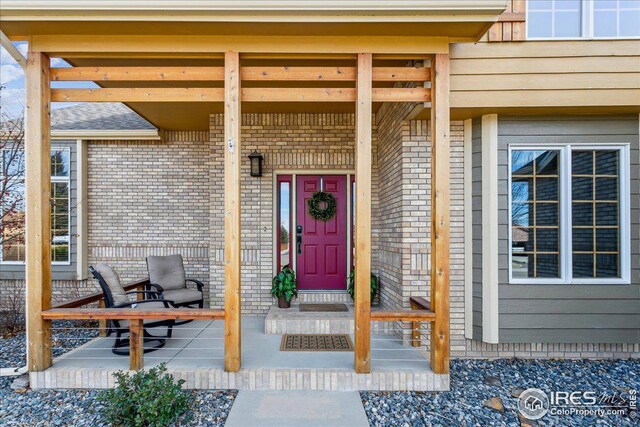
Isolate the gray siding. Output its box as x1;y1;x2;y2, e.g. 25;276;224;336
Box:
497;116;640;343
0;140;78;280
471;117;483;340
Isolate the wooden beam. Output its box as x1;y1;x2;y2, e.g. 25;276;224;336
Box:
373;88;429;103
51;66;431;83
129;320;144;371
51;87;429;103
354;52;372;374
369;310;435;322
25;51;52;372
51;66;225;81
42;308;225;321
51;88;224;103
429;53;451;375
224;51;242;373
0;30;27;68
31;35;450;58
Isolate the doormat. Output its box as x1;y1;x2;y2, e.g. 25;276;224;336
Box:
299;303;349;312
280;334;354;352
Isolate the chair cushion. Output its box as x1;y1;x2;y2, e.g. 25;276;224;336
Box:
94;263;129;306
147;254;186;291
162;288;202;305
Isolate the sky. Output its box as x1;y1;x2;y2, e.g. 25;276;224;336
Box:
1;42;97;120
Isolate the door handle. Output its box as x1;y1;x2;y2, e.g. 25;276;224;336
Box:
296;225;303;255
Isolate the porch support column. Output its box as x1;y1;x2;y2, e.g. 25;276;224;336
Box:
224;51;242;372
25;51;52;371
429;53;451;375
354;52;372;374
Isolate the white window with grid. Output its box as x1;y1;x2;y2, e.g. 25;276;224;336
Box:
527;0;640;39
509;144;631;284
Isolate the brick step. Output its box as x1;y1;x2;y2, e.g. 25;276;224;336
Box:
265;305;394;335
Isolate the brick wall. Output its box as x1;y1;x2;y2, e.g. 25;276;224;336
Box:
374;102;466;353
86;131;212;301
208;114;359;314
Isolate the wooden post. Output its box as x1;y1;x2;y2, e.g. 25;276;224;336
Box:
98;299;107;337
429;53;451;375
409;299;421;348
354;52;372;374
129;319;144;371
224;51;242;372
25;51;53;372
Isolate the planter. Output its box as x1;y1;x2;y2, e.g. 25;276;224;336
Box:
277;296;291;309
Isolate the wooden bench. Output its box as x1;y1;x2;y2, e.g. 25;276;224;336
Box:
409;297;431;348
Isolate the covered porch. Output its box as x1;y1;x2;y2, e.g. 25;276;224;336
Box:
15;22;465;388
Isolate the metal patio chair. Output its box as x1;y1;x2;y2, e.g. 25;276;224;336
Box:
90;263;175;356
145;255;204;325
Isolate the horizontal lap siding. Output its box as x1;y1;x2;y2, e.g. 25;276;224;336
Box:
450;41;640;109
497;116;640;344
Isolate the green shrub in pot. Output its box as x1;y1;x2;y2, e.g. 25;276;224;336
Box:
347;269;379;303
271;265;298;308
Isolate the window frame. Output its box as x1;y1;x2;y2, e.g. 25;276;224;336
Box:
276;174;293;272
526;0;640;41
508;143;630;285
0;146;72;266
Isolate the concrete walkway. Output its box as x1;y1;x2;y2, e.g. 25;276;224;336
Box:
224;390;369;427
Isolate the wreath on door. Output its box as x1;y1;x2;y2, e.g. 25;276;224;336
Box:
307;191;337;222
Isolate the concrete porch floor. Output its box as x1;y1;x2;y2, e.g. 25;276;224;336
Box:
31;317;449;391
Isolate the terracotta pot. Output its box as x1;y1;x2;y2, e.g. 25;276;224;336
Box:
277;296;291;308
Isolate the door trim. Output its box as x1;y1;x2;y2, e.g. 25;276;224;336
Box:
273;169;354;292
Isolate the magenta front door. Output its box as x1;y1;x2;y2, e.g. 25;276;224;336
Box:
296;175;347;290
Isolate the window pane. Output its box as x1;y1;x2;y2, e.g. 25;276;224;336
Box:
51;182;70;263
555;11;581;37
279;181;291;269
530;0;553;10
596;254;619;278
512;253;534;279
537;228;559;251
572;202;593;226
594;10;618;37
536;178;558;200
572;228;593;252
528;11;553;38
572;177;593;200
595;202;618;226
51;148;70;177
537;254;559;278
620;11;640;36
1;180;26;262
511;149;560;279
571;150;620;279
572;151;593;174
536;203;558;226
596;228;618;252
596;150;618;175
573;254;594;278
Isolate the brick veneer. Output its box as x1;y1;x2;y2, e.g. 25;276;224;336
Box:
1;113;637;360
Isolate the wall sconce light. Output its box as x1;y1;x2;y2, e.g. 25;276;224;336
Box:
248;151;264;177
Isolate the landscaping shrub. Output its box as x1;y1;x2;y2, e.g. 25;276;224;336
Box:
100;363;192;427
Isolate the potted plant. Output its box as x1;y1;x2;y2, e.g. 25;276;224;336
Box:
271;265;298;308
347;269;379;304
